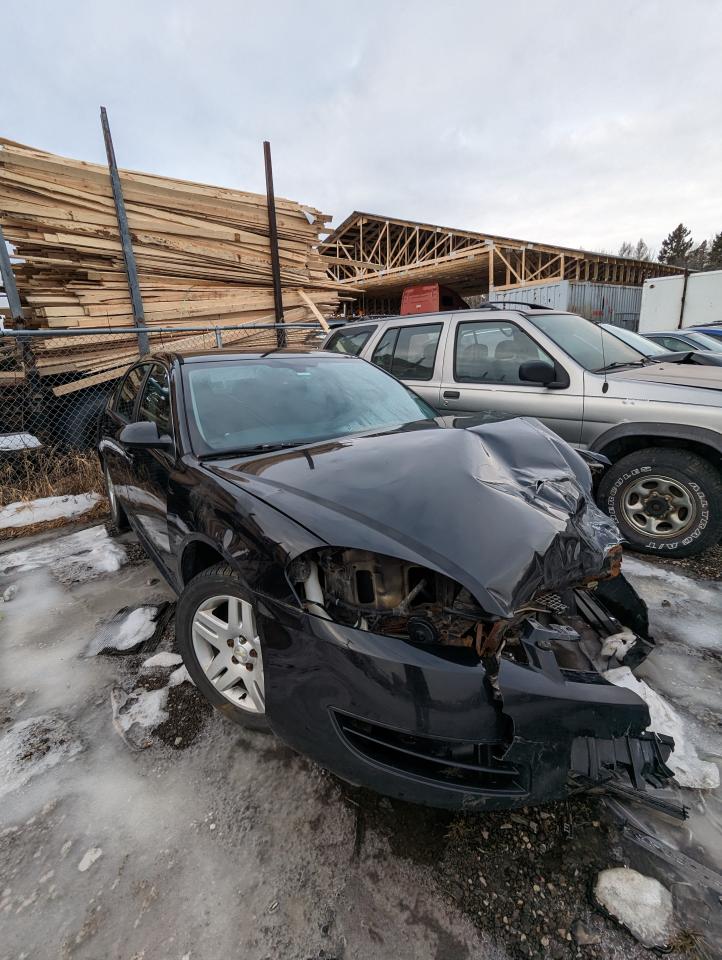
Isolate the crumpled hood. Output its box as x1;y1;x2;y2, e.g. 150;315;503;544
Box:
207;417;621;619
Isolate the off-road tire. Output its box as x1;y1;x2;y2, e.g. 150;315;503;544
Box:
176;563;270;731
598;447;722;557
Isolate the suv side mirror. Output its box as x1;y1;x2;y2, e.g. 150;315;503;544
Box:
519;360;556;385
119;420;173;451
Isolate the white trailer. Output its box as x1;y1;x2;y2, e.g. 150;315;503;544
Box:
638;270;722;332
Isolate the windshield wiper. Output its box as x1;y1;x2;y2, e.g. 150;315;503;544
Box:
200;441;306;460
594;360;649;373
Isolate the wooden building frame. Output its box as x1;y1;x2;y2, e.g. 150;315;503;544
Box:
320;212;683;306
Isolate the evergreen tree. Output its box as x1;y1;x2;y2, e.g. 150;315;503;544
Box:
707;232;722;271
658;223;693;266
688;240;709;272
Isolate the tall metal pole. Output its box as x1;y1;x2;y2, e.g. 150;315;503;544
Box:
263;141;286;348
100;106;149;355
0;225;24;325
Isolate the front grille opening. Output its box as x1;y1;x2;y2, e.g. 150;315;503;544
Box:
334;712;529;795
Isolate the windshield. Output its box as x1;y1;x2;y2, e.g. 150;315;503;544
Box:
529;313;647;371
600;324;668;356
183;355;436;456
687;331;722;352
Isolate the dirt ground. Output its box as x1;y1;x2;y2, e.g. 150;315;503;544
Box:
0;522;720;960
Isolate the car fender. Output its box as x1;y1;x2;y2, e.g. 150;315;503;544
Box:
590;421;722;459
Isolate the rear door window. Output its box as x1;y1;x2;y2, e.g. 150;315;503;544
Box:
138;364;172;437
371;323;442;381
325;326;377;355
454;320;553;384
114;364;150;420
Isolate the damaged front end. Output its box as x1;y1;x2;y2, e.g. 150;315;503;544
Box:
241;417;677;810
280;542;675;811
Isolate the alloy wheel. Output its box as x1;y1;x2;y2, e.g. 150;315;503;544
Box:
621;474;696;537
191;594;265;714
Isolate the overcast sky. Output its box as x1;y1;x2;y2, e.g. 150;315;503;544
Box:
2;0;721;254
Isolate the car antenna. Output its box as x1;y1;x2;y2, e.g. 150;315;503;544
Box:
599;321;609;393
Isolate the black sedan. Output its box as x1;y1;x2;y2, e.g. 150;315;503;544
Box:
99;350;675;811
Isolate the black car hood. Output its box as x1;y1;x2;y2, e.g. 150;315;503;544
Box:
206;417;621;619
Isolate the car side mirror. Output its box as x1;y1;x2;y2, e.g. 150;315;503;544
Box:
519;360;556;385
119;420;173;451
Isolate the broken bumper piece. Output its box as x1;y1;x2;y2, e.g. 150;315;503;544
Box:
260;604;677;812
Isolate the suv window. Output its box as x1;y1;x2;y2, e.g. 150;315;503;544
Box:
325;325;377;355
138;364;172;436
371;323;442;381
114;364;150;420
455;320;554;384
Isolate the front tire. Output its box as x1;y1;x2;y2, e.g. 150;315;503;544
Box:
598;447;722;557
176;563;269;731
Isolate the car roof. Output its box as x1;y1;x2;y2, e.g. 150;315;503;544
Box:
329;306;570;329
152;349;357;365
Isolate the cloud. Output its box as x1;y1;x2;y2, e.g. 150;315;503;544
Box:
2;0;720;253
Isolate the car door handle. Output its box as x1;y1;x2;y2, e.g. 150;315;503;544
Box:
443;390;460;399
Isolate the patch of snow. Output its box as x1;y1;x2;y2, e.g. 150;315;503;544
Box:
622;556;722;654
0;432;41;452
0;493;101;531
169;665;192;687
0;715;83;800
604;666;720;789
594;867;674;948
0;525;126;583
77;848;103;872
86;606;158;656
141;652;182;669
111;686;169;750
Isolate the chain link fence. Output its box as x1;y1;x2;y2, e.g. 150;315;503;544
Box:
0;323;326;508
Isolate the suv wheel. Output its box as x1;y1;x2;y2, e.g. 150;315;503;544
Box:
176;563;269;730
598;447;722;557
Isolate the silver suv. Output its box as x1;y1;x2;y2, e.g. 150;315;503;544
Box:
323;306;722;558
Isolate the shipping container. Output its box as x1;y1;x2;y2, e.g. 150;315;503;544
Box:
638;270;722;332
488;280;642;328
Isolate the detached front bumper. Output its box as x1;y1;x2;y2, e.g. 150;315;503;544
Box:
258;601;674;811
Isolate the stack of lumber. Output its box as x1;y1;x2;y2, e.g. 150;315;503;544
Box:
0;138;340;394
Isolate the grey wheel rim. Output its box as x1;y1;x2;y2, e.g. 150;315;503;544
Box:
621;473;696;537
191;594;265;714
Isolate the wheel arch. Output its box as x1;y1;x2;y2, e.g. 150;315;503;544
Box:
591;422;722;473
180;537;231;586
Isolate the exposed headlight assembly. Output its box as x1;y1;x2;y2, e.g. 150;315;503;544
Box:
287;548;488;647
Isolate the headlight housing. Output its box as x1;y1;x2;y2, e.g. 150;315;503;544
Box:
287;547;489;647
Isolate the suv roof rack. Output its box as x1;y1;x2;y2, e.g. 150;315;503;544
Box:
479;301;555;311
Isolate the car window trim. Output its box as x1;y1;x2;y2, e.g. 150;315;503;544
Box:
113;361;153;423
371;321;444;382
137;360;176;445
451;318;559;386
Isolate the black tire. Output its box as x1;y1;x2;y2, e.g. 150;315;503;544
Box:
598;447;722;557
103;460;129;532
176;563;270;731
55;389;109;449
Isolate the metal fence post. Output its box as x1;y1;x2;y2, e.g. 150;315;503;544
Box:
0;225;24;325
100;106;149;356
263;141;286;348
214;327;223;348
